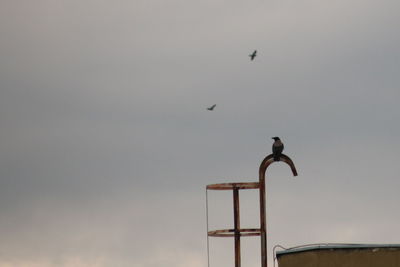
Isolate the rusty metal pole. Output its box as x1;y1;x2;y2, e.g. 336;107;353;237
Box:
259;154;297;267
233;186;241;267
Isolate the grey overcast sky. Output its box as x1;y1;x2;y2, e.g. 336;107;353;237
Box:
1;0;400;266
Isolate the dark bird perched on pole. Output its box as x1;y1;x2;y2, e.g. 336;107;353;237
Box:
249;50;257;61
272;137;284;161
207;104;216;111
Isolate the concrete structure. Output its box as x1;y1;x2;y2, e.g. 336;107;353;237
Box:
276;244;400;267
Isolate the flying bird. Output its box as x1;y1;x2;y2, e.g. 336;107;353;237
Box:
272;137;284;161
249;50;257;61
207;104;216;111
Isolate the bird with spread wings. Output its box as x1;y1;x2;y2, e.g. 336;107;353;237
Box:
207;104;216;111
249;50;257;61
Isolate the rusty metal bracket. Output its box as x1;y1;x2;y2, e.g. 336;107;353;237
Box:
206;153;297;267
259;153;297;267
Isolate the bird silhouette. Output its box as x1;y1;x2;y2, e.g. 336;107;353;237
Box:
272;137;284;161
207;104;216;111
249;50;257;61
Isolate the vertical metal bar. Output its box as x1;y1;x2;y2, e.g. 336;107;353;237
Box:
233;187;241;267
206;189;210;267
259;173;267;267
259;155;274;267
259;154;298;267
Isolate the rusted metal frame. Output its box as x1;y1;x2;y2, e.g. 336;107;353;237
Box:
259;154;297;267
233;187;241;267
205;153;297;267
207;182;260;190
208;228;261;237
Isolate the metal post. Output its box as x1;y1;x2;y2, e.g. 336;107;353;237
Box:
206;153;297;267
259;154;297;267
259;169;268;267
233;187;241;267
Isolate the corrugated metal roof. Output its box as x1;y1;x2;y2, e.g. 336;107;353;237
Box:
276;243;400;257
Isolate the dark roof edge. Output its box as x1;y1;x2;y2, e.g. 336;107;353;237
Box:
276;243;400;257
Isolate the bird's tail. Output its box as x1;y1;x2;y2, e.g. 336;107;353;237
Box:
273;155;280;161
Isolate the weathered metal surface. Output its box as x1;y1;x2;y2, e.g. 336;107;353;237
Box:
276;243;400;256
208;228;261;237
276;244;400;267
205;153;297;267
259;153;297;267
206;182;259;190
233;188;241;267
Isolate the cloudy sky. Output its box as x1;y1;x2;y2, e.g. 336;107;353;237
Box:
1;0;400;266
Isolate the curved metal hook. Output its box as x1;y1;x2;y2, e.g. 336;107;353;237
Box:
258;153;297;267
259;154;298;180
